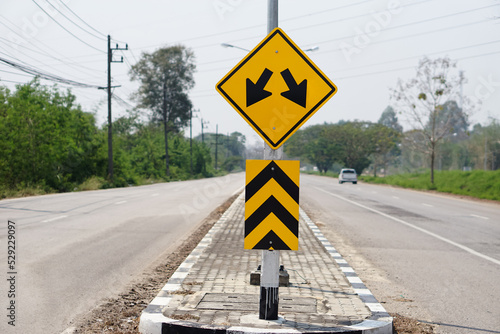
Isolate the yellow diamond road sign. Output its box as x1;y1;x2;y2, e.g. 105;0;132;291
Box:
216;27;337;149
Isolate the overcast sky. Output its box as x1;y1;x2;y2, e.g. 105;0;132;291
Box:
1;0;499;146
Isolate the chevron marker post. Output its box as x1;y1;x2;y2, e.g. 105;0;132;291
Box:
245;160;300;250
245;159;299;319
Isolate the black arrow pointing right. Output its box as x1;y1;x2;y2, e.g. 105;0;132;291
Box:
246;68;273;107
280;69;307;108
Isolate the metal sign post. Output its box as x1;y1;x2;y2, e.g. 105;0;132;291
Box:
215;0;336;321
260;0;280;320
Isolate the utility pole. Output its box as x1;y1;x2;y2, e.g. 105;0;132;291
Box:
163;79;170;177
459;70;464;110
215;124;218;170
190;109;198;176
190;109;193;175
484;135;488;171
106;35;127;181
201;118;209;143
260;0;281;321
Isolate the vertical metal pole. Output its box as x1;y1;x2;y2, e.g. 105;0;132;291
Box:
215;124;219;170
107;35;113;181
484;135;487;171
190;109;193;176
163;80;170;177
267;0;279;35
201;118;204;143
260;0;280;321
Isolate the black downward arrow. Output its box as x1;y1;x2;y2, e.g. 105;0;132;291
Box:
280;69;307;108
246;68;273;107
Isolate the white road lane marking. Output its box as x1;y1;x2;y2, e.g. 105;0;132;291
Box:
392;196;400;199
151;193;159;197
42;215;67;223
315;187;500;267
470;214;489;220
115;200;127;205
422;203;434;207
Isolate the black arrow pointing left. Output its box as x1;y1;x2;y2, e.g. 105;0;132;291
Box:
246;68;273;107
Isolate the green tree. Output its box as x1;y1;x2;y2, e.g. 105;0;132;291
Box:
327;122;373;174
391;57;472;183
130;45;196;178
287;122;391;175
285;124;340;173
372;107;402;176
378;106;403;132
469;119;500;170
0;80;105;191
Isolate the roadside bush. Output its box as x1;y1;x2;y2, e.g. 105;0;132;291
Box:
360;170;500;200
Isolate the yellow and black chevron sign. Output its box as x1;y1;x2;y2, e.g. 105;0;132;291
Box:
245;160;299;250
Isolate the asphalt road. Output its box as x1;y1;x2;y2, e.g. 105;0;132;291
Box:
300;174;500;334
0;173;245;334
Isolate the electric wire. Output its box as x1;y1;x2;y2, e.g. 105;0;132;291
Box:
113;94;134;109
189;47;500;99
313;18;493;57
333;40;500;74
30;0;104;53
0;56;102;88
44;0;106;41
0;79;25;84
0;35;104;77
0;16;104;76
311;4;499;46
129;0;376;52
194;17;498;75
223;3;499;46
0;68;34;77
168;0;433;52
195;4;494;67
335;50;500;81
285;0;432;35
55;0;107;38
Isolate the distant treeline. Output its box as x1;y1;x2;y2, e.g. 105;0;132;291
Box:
0;81;244;198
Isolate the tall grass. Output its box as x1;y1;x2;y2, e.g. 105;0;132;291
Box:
360;170;500;201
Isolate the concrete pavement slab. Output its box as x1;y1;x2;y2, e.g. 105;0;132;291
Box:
139;192;392;334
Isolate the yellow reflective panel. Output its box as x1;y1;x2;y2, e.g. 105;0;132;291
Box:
217;28;337;148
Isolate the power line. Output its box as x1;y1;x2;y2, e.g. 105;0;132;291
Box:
44;0;106;41
129;1;373;52
30;0;104;53
0;16;103;77
0;56;101;88
311;4;499;46
194;3;493;68
314;18;492;56
113;94;134;109
55;0;107;38
0;68;34;77
181;0;432;52
189;46;500;99
333;40;500;74
285;0;432;36
334;50;500;81
0;35;104;77
225;3;499;47
0;79;26;84
195;16;495;74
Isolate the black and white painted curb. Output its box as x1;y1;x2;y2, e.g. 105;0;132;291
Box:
299;208;393;333
138;193;244;334
139;193;393;334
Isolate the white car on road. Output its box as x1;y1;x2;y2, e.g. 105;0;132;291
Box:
339;168;357;184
